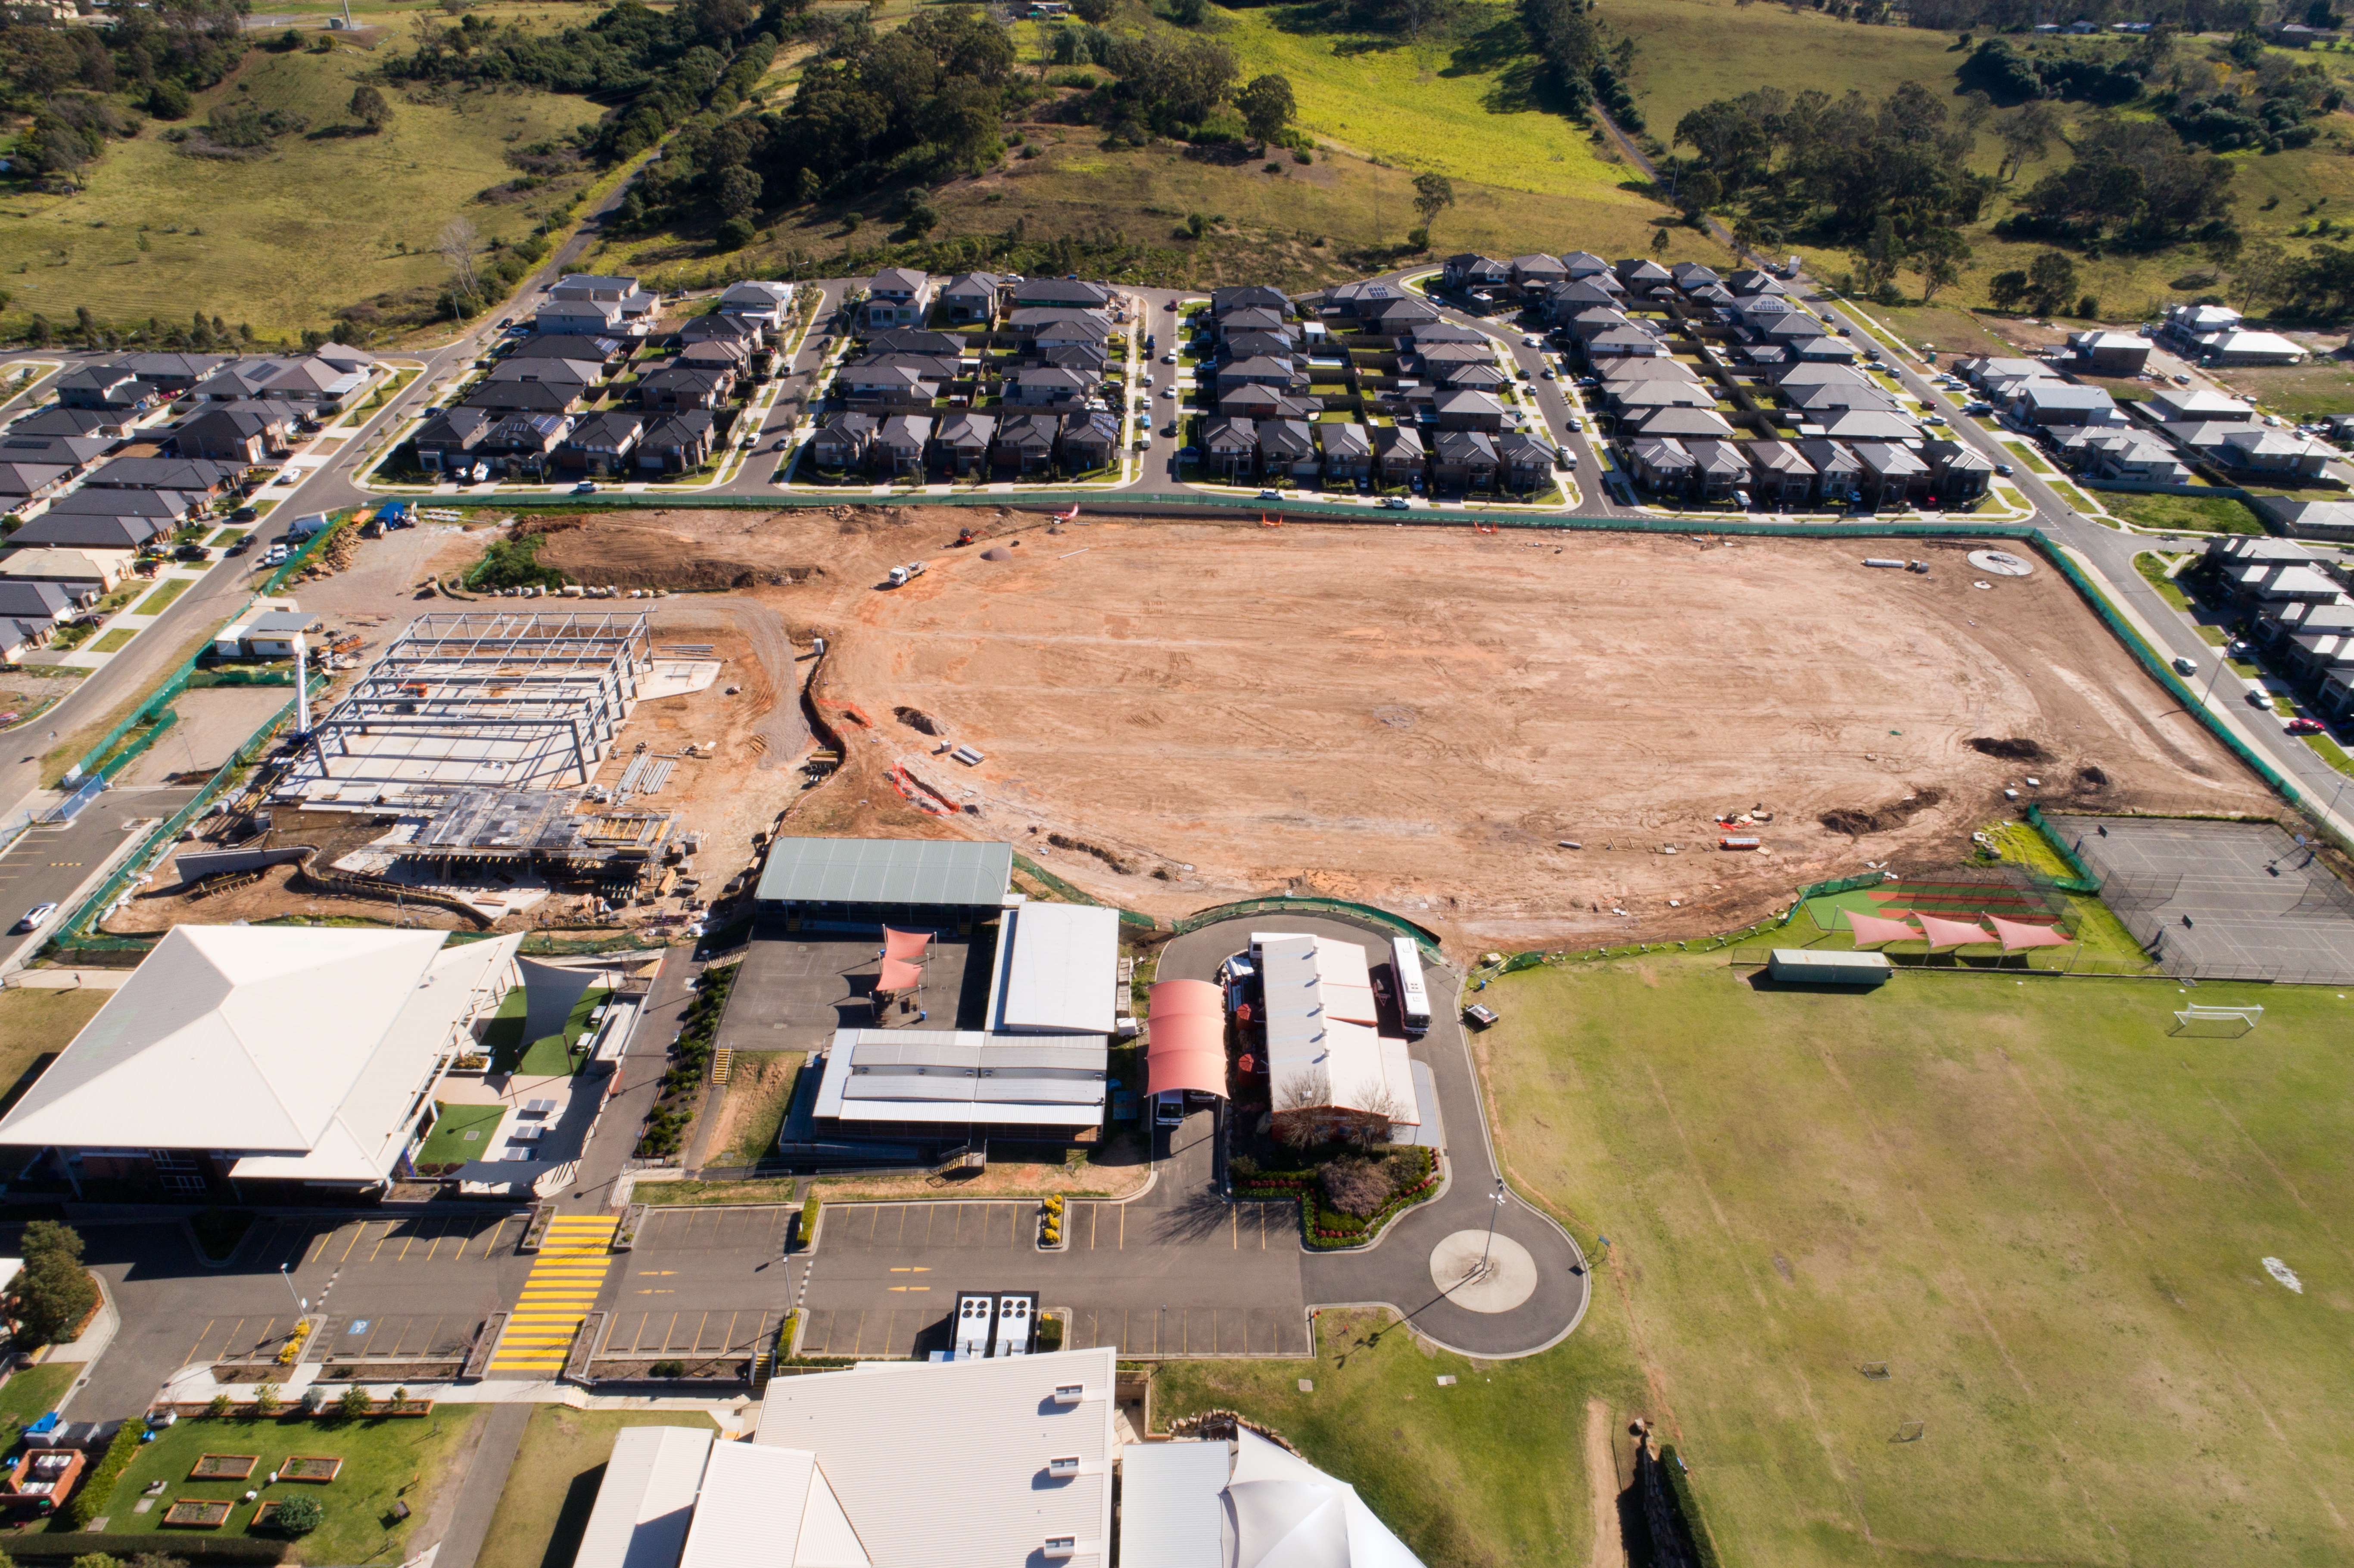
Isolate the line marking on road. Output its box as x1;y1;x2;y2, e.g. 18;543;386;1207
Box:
887;1285;929;1292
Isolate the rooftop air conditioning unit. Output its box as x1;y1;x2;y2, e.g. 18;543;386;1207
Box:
1048;1456;1080;1478
1053;1384;1085;1406
1044;1539;1076;1560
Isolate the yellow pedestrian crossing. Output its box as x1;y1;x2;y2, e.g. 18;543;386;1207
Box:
487;1215;618;1373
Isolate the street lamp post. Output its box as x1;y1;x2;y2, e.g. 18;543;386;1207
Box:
1458;1179;1510;1289
280;1263;307;1316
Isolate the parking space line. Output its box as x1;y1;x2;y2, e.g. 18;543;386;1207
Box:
1120;1204;1126;1250
186;1318;218;1367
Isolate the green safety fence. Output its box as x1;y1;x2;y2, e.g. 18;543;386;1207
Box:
1009;851;1158;929
91;706;178;783
2023;803;2102;886
1778;871;1887;926
187;667;300;688
1168;896;1443;962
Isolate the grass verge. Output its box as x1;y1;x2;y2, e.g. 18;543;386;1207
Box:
85;629;135;655
0;1365;77;1440
476;1407;721;1568
1998;439;2052;474
130;578;194;617
2304;730;2354;778
1478;949;2354;1567
2133;549;2193;611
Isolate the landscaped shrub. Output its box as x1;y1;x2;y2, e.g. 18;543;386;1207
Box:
67;1423;143;1527
1319;1157;1394;1218
1239;1148;1438;1248
649;1360;686;1378
338;1385;374;1419
271;1494;322;1537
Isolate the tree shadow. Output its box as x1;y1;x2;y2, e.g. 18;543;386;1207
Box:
1479;56;1542;114
1146;1184;1255;1246
302;124;374;141
1440;15;1527;78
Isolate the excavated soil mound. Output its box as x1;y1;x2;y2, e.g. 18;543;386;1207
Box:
1820;787;1948;837
1968;737;2051;762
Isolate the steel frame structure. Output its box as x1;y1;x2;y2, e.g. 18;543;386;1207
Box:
290;611;652;792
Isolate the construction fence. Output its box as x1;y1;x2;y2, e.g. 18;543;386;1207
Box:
1168;896;1445;963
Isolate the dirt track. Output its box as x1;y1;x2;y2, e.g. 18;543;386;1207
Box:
494;508;2277;945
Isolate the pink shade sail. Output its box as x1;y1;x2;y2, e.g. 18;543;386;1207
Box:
1147;978;1230;1100
876;955;925;992
882;927;932;961
1915;913;1995;950
1986;914;2072;951
1846;911;1924;947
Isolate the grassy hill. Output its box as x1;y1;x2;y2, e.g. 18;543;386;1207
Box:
0;4;601;340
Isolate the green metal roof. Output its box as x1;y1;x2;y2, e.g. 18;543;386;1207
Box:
755;837;1013;907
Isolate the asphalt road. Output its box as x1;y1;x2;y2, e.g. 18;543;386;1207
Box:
0;783;195;965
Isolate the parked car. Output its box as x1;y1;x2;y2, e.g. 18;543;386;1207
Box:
1382;496;1411;510
1541;367;1556;380
231;506;259;522
2288;717;2326;734
13;902;56;934
1256;490;1281;500
1994;462;2013;476
573;480;598;494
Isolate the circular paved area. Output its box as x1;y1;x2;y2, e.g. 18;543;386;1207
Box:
1427;1230;1537;1313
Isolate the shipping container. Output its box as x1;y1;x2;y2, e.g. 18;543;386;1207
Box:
1767;949;1892;986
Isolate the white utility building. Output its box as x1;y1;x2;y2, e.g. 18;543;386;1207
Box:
1255;933;1419;1139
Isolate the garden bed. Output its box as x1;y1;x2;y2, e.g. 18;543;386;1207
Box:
190;1454;259;1480
280;1456;343;1482
163;1498;236;1528
1234;1147;1439;1249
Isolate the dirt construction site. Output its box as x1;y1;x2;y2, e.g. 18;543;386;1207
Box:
386;503;2269;947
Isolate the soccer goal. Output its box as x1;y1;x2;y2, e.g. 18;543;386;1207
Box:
2172;1004;2263;1036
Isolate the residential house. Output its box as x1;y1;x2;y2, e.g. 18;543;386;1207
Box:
636;412;716;475
993;413;1060;474
412;407;496;473
9;406;131;441
536;298;634;339
1795;439;1865;502
933;411;997;475
1221;330;1300;365
866;330;967;360
506;333;629;369
1561;251;1613;281
1684;439;1748;502
0;548;127;592
0;579;88;642
2222;429;2335;476
487;356;603;392
1007;308;1112;348
1603;358;1705;387
233;356;368;411
1202;416;1259;480
557;412;645;476
113;353;227;393
1212;284;1289;316
2203;329;2308;367
637;366;732;412
2069;330;2152;375
1851;442;1931;508
1609;382;1715;413
7;510;166;553
1004;367;1096;408
53;364;162;412
1632;406;1736;441
1509;254;1568;295
2015;382;2124;432
1322;279;1412;319
1724;268;1785;295
1257;419;1317;481
1442;255;1508;292
2142;386;2252;423
1542;279;1622;324
167;401;301;463
1218;386;1323;423
676;341;752;377
1786;381;1901;417
1213;307;1292;345
1586;325;1666;361
716;280;794;328
1376;424;1426;487
0;462;70;507
1432;429;1499;490
1059;411;1121;474
461;380;582;416
2068;429;2189;485
1819;409;1920;444
549;274;651;314
1008;279;1114;310
1923;439;1996;501
84;457;239;497
1433;389;1506;432
1320;421;1373;483
840;361;948;408
476;414;572;475
1614;258;1673;292
1215;356;1306;398
937;274;1003;325
1745;440;1816;506
1349;295;1439;338
1628;436;1696;494
1669;262;1722;293
863;268;935;330
1040;342;1109;376
810;412;881;472
2254;496;2354;541
1497;429;1553;491
679;314;765;358
876;414;932;476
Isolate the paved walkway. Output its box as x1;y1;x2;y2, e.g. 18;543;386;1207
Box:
424;1402;531;1568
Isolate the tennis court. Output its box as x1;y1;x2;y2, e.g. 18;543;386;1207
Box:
2049;814;2354;983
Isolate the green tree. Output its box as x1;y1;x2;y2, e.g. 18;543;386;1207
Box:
338;1384;374;1418
717;165;763;219
1072;0;1114;18
349;85;392;133
1679;168;1721;218
794;167;822;205
1914;227;1973;303
271;1495;323;1537
14;1223;94;1347
68;1555;118;1568
716;215;757;251
1410;171;1454;243
1650;226;1669;255
148;80;191;119
1236;73;1295;149
2026;249;2079;314
1988;268;2029;310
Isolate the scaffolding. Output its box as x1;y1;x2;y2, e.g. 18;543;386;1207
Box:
280;612;653;798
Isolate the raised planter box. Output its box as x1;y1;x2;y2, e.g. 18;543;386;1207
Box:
163;1499;235;1528
280;1456;343;1482
189;1454;258;1481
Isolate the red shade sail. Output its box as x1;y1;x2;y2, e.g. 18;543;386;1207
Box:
1146;978;1227;1100
1915;913;1994;950
877;956;925;992
1846;911;1923;947
883;928;932;961
1986;915;2071;951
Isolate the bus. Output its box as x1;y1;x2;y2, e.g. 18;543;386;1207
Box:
1390;936;1431;1037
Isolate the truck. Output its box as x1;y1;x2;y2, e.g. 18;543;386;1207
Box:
886;561;927;588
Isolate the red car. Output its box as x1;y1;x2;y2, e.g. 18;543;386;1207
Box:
2287;718;2327;734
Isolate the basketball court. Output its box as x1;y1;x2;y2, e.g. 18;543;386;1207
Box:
2047;814;2354;983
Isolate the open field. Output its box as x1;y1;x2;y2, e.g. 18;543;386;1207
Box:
0;37;595;339
476;1407;722;1568
1478;950;2354;1568
2098;488;2269;534
1152;1307;1642;1568
810;517;2271;943
2211;356;2354;418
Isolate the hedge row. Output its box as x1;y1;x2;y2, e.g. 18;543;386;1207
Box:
1656;1444;1722;1568
65;1422;143;1528
13;1533;287;1565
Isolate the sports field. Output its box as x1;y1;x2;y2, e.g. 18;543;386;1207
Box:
1478;949;2354;1567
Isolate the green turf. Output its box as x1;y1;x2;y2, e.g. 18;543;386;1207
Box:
0;1365;77;1439
90;1405;479;1563
478;1408;723;1568
2135;549;2195;610
1998;439;2053;475
475;983;609;1076
2099;489;2268;534
84;629;134;654
1481;949;2354;1568
206;527;243;546
413;1102;505;1167
2304;731;2354;778
131;578;193;616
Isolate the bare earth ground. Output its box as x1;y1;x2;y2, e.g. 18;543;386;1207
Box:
171;508;2276;946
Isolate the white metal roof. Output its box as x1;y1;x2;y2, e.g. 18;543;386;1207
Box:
573;1425;715;1568
754;1347;1116;1568
0;927;521;1173
814;1029;1106;1127
1118;1442;1230;1568
1253;937;1417;1123
998;902;1119;1035
680;1440;869;1568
